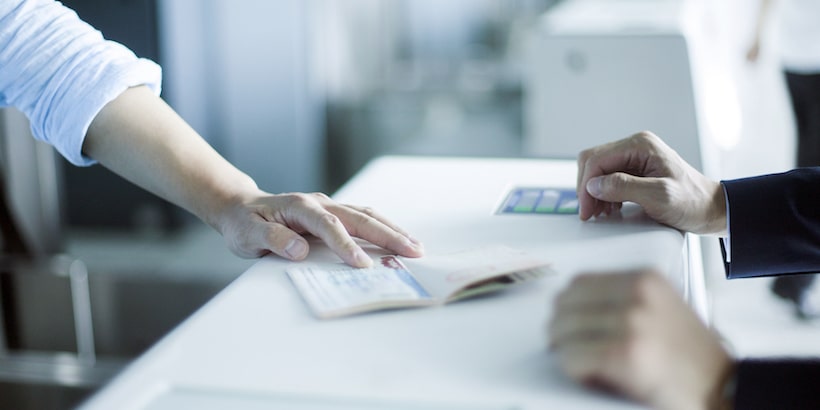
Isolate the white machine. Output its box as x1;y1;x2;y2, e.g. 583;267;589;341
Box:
525;0;738;178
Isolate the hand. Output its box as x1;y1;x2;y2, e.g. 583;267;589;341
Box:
548;270;735;410
216;191;424;267
746;40;761;63
577;131;726;235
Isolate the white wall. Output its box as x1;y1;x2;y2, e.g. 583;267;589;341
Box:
706;0;794;179
158;0;323;193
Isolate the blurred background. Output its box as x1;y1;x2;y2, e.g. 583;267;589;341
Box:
0;0;814;408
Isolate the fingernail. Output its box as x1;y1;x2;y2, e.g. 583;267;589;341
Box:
285;239;307;259
355;249;372;267
405;237;423;251
586;176;603;197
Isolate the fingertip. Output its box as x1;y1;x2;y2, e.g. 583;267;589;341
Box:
593;199;606;219
352;248;373;268
578;194;593;221
579;204;595;221
379;235;424;259
400;249;425;259
336;243;372;268
401;237;425;257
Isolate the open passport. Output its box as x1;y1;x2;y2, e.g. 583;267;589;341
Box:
286;245;554;319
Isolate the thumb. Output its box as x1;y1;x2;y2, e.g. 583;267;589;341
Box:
268;224;310;261
586;173;659;205
237;221;310;261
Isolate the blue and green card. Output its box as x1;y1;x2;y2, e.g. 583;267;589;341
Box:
496;187;578;215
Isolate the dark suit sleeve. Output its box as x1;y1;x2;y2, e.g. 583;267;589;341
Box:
734;358;820;409
720;168;820;279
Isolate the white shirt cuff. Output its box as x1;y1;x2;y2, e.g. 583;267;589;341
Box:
720;183;731;263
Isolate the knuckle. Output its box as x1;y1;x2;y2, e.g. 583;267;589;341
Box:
319;212;342;228
633;130;657;143
578;148;593;163
359;206;376;217
342;240;360;254
357;212;379;230
311;192;331;201
287;192;313;207
629;131;660;151
604;173;627;193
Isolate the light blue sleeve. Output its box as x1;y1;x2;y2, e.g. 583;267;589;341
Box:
0;0;162;166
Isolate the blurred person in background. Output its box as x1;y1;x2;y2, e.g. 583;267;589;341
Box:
747;0;820;319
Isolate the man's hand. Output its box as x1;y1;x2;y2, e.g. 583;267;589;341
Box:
577;131;727;235
217;191;423;267
548;270;735;410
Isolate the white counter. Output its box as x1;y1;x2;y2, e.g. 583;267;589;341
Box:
82;156;704;410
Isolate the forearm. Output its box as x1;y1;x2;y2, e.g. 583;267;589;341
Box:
83;86;259;233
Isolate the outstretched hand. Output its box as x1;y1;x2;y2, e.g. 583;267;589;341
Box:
576;132;726;235
217;191;424;267
84;86;423;269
